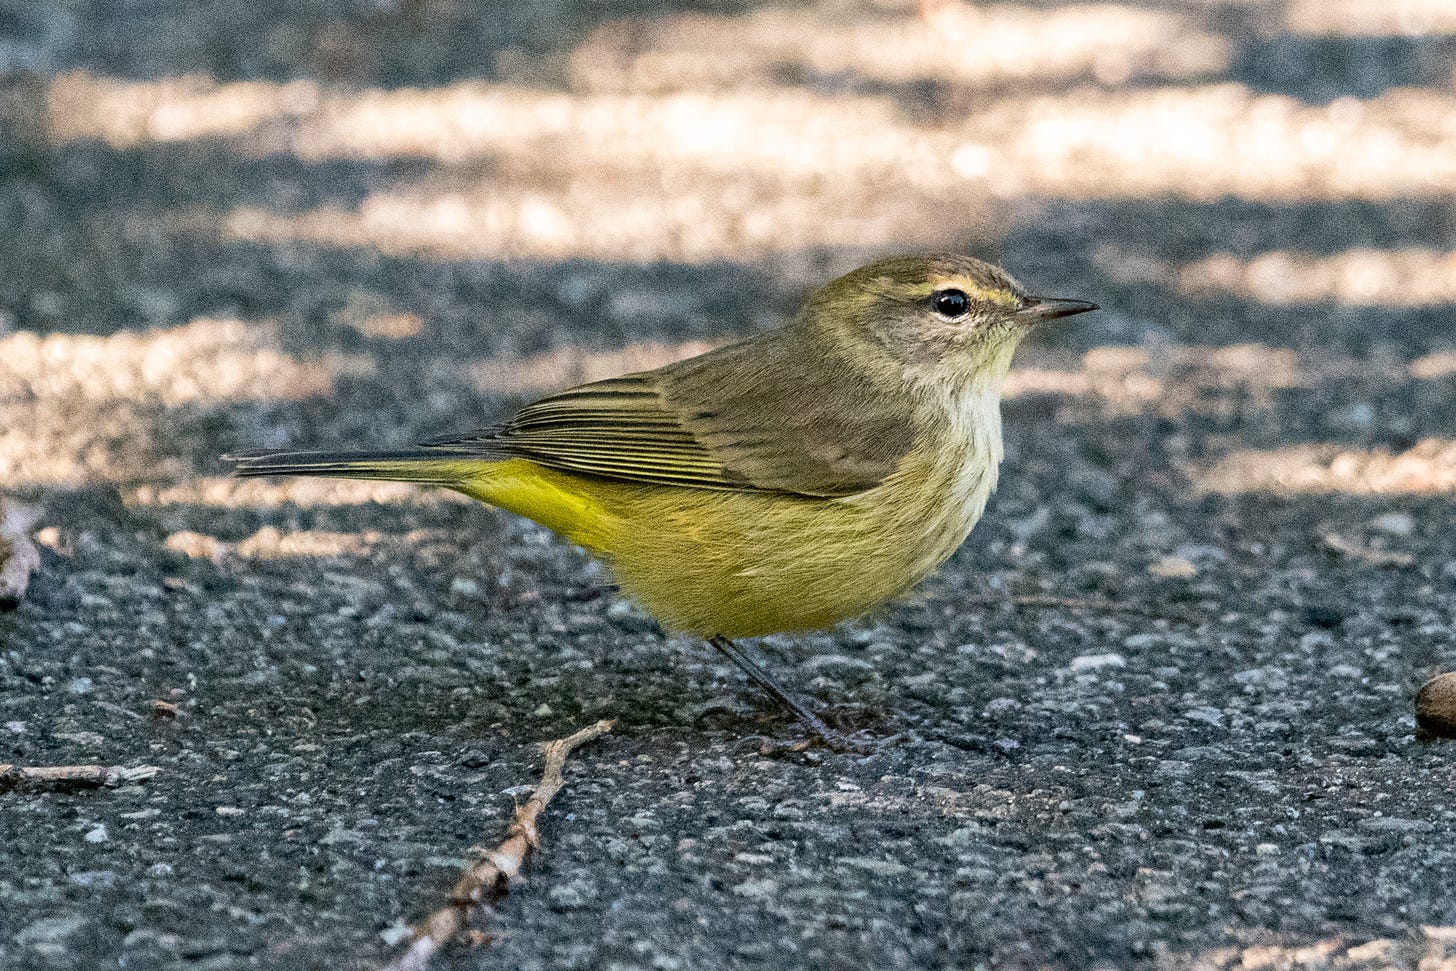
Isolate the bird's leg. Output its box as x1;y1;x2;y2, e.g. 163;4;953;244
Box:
707;635;840;745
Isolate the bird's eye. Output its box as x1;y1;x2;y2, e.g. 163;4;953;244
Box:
932;288;970;318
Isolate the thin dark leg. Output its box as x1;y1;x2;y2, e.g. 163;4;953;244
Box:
707;635;837;741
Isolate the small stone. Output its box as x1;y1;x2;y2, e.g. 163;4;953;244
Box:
731;877;779;899
83;824;108;843
1233;666;1289;691
69;870;117;887
1415;672;1456;740
547;876;596;909
1069;652;1127;672
605;599;637;620
837;856;910;876
1329;401;1375;431
16;915;88;946
449;577;480;597
163;530;230;563
800;653;874;673
1369;512;1415;536
1182;707;1225;728
1174;543;1228;565
1357;816;1432;832
1148;556;1197;578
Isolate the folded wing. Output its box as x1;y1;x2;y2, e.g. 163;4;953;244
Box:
426;328;916;498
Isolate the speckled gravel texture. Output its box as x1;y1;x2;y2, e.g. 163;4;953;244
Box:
2;1;1456;969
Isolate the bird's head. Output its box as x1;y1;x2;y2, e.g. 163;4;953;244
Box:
808;253;1097;389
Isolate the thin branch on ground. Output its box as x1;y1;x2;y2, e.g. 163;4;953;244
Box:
0;501;41;609
382;719;616;971
0;763;160;793
151;699;193;722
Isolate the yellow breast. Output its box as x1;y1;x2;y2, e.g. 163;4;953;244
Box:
460;389;1004;639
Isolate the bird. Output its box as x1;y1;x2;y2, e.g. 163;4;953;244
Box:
228;254;1097;747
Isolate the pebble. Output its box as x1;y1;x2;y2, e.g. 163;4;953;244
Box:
1174;544;1228;565
547;877;597;909
731;877;780;899
1069;652;1127;672
1369;512;1415;536
449;577;480;597
16;915;88;946
837;856;910;877
1415;672;1456;740
1149;556;1197;578
800;653;874;673
1182;708;1226;728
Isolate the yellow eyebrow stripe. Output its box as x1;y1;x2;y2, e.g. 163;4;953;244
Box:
907;279;1023;309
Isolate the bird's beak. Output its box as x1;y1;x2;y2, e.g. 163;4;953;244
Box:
1019;296;1099;321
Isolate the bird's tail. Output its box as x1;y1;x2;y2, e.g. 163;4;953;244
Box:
224;447;492;485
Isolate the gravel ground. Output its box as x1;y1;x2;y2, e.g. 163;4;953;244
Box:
2;1;1455;969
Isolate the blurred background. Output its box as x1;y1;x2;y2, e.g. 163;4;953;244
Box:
3;2;1456;969
2;0;1456;500
3;0;1455;498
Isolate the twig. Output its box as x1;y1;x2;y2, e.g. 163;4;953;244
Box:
0;500;41;609
0;763;160;793
960;594;1202;624
383;719;615;971
151;699;193;722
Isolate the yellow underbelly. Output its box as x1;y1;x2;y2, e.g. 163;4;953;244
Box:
460;452;994;638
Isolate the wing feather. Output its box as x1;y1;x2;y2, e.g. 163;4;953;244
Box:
426;327;916;497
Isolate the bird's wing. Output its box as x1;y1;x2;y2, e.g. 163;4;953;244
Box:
425;329;917;498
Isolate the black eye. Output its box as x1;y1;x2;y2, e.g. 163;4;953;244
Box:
933;288;970;318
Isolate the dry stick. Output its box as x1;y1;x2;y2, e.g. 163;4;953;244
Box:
383;719;616;971
0;764;160;793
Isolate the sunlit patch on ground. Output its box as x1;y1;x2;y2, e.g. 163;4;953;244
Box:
46;73;321;148
1286;0;1456;37
220;180;979;263
0;320;374;487
568;3;1230;92
126;477;459;510
1162;248;1456;307
1196;925;1456;969
165;525;380;561
0;319;372;406
1006;342;1310;412
1193;438;1456;494
966;85;1456;200
32;58;1455;263
212;83;1456;260
1412;351;1456;379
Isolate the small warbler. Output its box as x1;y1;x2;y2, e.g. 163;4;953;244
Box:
230;255;1096;746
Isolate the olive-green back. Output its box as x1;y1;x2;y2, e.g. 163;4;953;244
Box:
428;325;916;498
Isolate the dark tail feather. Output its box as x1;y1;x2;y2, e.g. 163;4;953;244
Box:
224;447;492;485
